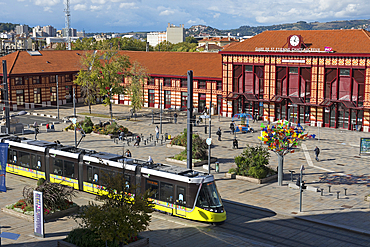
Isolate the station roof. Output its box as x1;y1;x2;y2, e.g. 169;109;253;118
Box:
1;50;222;80
222;29;370;54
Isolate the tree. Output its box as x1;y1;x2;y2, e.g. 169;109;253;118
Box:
258;120;315;185
76;170;153;247
126;61;148;115
74;51;100;114
155;40;173;51
185;36;198;43
75;49;131;119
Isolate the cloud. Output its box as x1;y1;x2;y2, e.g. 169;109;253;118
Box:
91;0;106;4
90;5;102;11
159;9;175;16
119;2;136;8
74;4;87;11
34;0;60;6
188;18;206;25
43;6;52;12
213;13;220;18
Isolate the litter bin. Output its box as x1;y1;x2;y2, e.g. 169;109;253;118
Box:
215;162;219;173
165;133;168;139
168;134;171;140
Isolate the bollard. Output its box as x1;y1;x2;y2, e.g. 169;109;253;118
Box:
336;191;340;199
127;141;130;146
289;170;295;181
144;140;146;145
161;135;163;141
321;188;324;196
161;139;163;145
154;141;156;146
205;125;207;134
215;162;220;173
328;185;331;193
344;188;347;196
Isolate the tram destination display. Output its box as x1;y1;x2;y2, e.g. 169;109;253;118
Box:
360;138;370;155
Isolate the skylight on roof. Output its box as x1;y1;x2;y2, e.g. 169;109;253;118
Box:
27;51;42;56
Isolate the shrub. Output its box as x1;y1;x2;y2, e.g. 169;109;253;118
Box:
37;178;46;186
65;228;113;247
234;145;274;179
170;128;208;160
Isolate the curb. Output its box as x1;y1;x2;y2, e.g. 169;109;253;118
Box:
222;199;370;237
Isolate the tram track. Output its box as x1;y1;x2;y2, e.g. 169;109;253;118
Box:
220;200;370;247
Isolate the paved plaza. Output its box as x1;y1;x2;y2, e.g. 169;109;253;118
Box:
1;103;370;246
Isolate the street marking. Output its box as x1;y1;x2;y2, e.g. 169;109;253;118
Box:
301;144;345;175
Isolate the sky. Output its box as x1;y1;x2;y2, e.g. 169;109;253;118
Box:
2;0;370;33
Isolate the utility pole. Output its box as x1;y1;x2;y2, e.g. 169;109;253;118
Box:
2;60;9;134
160;81;162;134
208;83;212;174
56;75;59;119
73;87;77;147
187;70;193;170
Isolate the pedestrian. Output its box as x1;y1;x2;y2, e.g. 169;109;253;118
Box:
216;127;222;141
233;138;238;149
119;131;125;141
148;156;153;164
254;112;258;123
46;123;49;129
173;112;178;124
134;135;141;146
230;121;235;135
50;123;54;129
33;121;37;128
155;126;159;140
314;146;320;161
34;126;39;140
125;150;132;157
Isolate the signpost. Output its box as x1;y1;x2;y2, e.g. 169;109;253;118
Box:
33;191;45;238
0;143;8;192
299;165;305;212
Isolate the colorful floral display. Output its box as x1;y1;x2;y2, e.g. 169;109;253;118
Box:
258;120;315;156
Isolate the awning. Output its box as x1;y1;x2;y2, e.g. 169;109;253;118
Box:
319;99;334;107
270;95;283;103
225;92;242;100
243;93;259;101
341;101;355;109
288;96;304;104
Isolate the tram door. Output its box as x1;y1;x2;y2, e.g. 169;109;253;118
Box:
175;186;186;217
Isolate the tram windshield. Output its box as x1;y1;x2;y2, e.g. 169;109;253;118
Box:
196;181;223;209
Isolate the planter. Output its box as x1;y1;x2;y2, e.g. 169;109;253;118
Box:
58;237;149;247
90;132;116;139
1;205;79;222
225;173;278;184
166;144;186;150
165;157;217;167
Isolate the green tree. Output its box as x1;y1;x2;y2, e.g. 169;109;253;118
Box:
76;170;153;247
126;61;148;115
185;36;198;43
74;51;100;113
155;40;173;51
54;42;66;50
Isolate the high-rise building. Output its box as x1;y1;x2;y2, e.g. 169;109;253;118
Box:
147;32;167;47
77;31;85;38
43;25;56;37
16;25;29;36
62;28;77;37
166;23;184;44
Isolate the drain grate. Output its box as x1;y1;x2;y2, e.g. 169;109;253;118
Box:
291;212;298;214
336;164;345;166
354;156;361;158
341;205;353;209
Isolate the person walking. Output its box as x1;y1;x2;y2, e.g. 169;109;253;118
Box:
173;112;178;124
314;146;320;161
155;126;159;140
254;112;258;123
230;121;235;135
216;127;222;141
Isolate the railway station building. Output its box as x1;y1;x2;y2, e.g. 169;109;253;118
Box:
220;29;370;132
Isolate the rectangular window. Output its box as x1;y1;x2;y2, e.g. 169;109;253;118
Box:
164;78;171;87
50;75;56;83
18;151;30;168
146;179;159;199
8;149;17;165
181;78;187;88
289;67;298;74
160;182;174;203
198;80;206;89
65;74;71;82
93;167;99;184
217;81;222;90
340;68;350;76
33;76;40;84
64;160;75;178
164;90;171;106
15;77;23;85
50;87;57;102
53;158;63;176
177;186;186;206
34;88;41;104
30;154;42;170
87;166;93;182
16;90;24;105
148;77;155;85
245;65;253;72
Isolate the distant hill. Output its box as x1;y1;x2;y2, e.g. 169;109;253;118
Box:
0;22;19;32
186;19;370;37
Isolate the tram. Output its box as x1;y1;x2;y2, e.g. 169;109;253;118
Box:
1;135;226;223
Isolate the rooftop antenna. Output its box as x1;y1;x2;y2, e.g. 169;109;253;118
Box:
64;0;71;50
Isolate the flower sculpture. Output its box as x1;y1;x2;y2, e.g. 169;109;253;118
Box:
258;120;315;185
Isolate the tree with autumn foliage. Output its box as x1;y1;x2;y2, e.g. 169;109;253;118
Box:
258;120;315;186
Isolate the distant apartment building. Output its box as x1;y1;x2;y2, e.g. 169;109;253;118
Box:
166;23;184;44
43;25;56;37
16;25;29;36
32;26;44;37
147;32;167;47
77;31;85;38
62;28;77;37
0;32;13;40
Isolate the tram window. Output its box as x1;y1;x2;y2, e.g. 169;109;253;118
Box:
8;149;17;165
19;151;30;168
31;154;36;169
146;179;159;199
53;158;63;175
36;155;42;170
176;186;186;206
87;166;93;182
160;182;174;203
93;167;99;184
64;161;75;178
124;174;130;189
